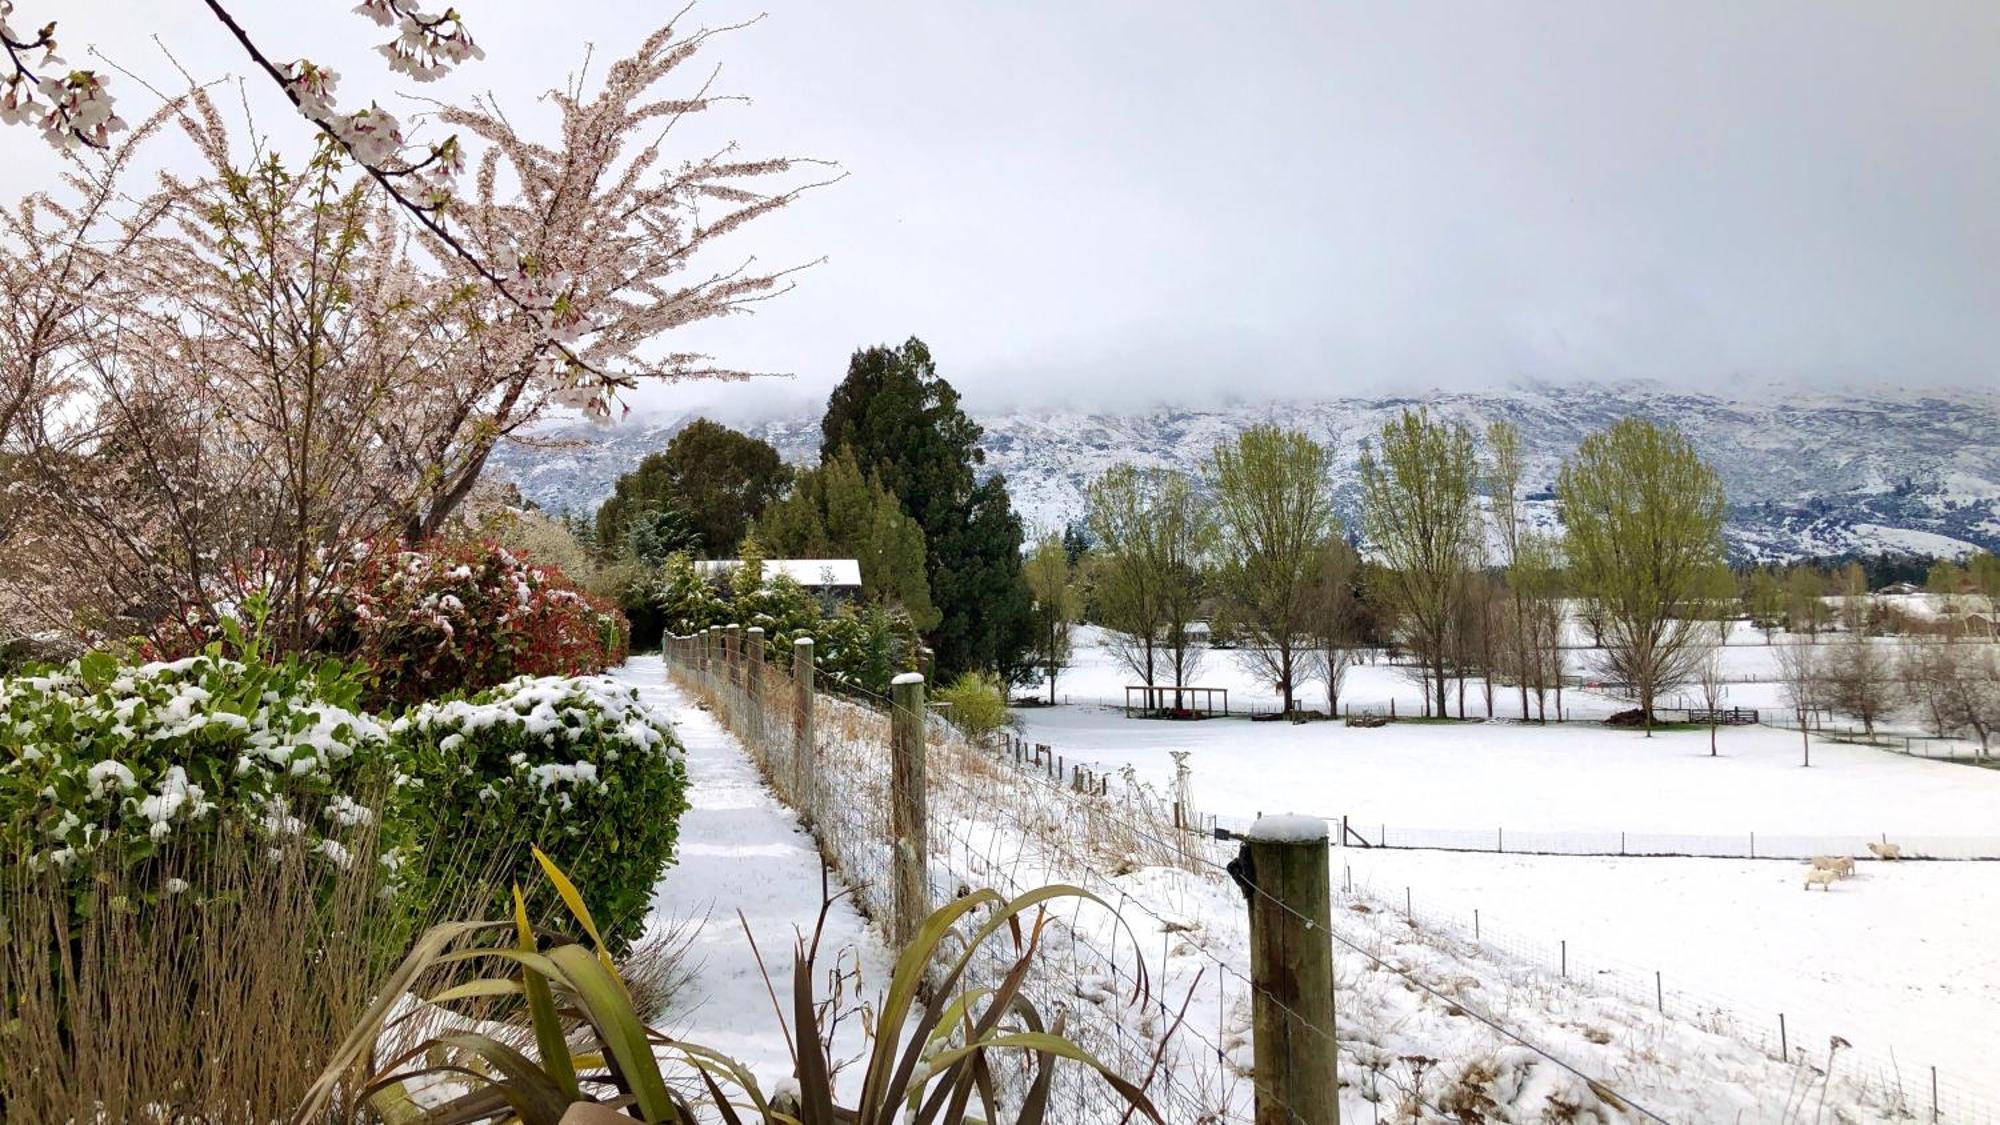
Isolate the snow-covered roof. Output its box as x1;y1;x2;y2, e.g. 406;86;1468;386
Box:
694;558;862;588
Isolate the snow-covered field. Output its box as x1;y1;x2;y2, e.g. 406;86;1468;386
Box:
629;644;2000;1120
1014;632;2000;1112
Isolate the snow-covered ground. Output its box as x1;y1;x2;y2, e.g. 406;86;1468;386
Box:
617;658;896;1101
628;647;1998;1120
1013;633;2000;1112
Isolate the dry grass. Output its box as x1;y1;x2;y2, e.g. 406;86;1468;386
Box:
0;795;534;1123
1;830;397;1121
671;649;1237;1122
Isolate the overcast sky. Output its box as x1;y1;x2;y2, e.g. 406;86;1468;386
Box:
7;1;1997;415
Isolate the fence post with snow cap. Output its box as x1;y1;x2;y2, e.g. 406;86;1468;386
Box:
793;637;816;825
890;671;930;948
1233;813;1339;1125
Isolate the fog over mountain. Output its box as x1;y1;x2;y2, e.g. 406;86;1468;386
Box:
494;380;2000;564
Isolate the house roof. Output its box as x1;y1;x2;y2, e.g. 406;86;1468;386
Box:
694;558;863;588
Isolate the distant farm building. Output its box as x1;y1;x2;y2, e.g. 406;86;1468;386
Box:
695;558;863;597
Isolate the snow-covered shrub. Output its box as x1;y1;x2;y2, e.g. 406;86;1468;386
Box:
0;651;397;895
389;674;688;949
317;540;631;708
149;539;629;710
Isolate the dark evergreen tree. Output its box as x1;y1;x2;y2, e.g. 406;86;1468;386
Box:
621;504;700;566
1060;521;1093;565
595;418;789;559
820;338;1031;680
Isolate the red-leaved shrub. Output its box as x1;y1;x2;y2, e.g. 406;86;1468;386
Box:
148;540;629;709
318;540;628;707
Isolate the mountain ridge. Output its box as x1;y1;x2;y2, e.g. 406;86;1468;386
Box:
491;383;2000;563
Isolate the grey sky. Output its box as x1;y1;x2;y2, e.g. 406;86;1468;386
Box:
8;2;1997;415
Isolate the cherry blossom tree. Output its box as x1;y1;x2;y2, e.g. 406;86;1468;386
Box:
0;10;828;650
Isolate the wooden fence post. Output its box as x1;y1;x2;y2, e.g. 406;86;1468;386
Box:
745;626;766;746
890;672;930;948
1237;815;1338;1125
793;637;817;825
724;624;741;690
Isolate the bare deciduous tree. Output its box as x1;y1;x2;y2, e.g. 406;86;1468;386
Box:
1305;537;1361;716
1822;631;1894;739
1696;645;1726;756
1775;637;1822;767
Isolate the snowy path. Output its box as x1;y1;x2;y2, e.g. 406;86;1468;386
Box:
614;657;895;1098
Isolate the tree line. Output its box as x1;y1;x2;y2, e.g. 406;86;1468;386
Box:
1021;411;1732;730
1017;413;1999;751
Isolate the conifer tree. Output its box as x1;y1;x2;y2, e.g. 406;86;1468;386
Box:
820;338;1031;680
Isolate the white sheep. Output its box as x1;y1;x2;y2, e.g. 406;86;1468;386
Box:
1867;841;1902;861
1811;855;1856;878
1804;867;1838;891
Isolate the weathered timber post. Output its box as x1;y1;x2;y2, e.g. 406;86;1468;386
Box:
1233;814;1339;1125
793;637;817;824
725;624;742;691
890;671;930;948
745;627;766;746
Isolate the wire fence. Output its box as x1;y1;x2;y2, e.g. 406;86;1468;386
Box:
657;629;1971;1121
663;630;1237;1122
1006;750;2000;1119
1333;867;2000;1122
1209;815;2000;862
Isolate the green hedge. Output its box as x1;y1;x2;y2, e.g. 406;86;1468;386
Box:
389;675;689;950
0;652;397;902
4;655;691;956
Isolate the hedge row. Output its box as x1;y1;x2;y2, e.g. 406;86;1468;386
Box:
1;653;686;951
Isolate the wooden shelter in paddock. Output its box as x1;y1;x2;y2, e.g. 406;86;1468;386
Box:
1123;684;1228;719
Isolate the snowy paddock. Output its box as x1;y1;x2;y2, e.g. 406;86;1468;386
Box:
1017;632;2000;1110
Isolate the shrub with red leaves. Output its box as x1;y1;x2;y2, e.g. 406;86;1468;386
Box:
318;540;628;708
147;540;628;710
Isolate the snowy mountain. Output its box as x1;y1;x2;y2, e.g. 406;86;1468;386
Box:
491;381;2000;563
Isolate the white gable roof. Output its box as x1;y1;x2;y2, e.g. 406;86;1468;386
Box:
694;558;862;588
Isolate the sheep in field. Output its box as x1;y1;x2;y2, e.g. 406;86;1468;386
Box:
1804;867;1838;891
1867;841;1902;861
1810;855;1856;878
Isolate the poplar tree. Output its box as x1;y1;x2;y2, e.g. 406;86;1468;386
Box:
1023;534;1080;704
1557;418;1728;731
1206;426;1340;715
1086;465;1165;686
1086;465;1215;698
1486;419;1532;718
1360;408;1479;719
